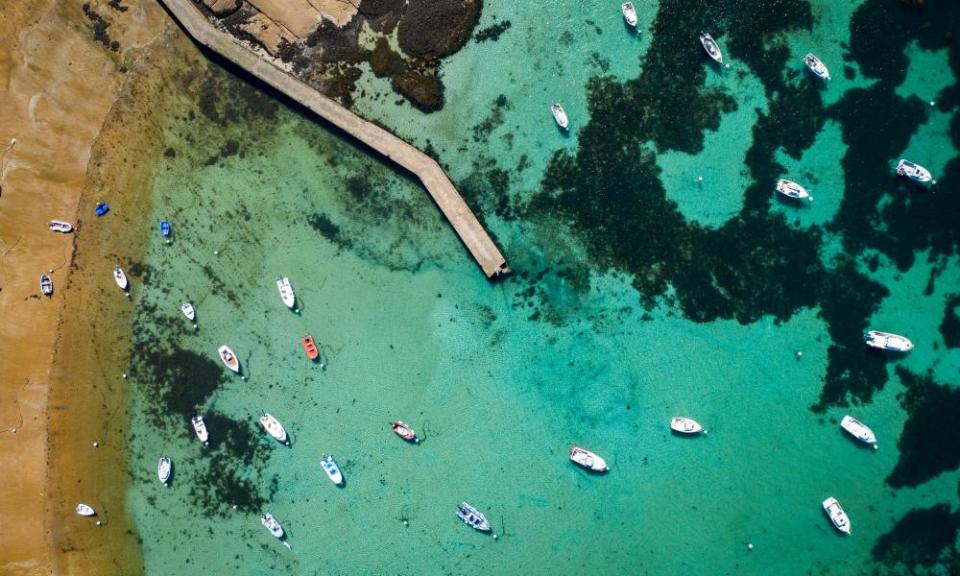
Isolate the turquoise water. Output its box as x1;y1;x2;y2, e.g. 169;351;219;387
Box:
122;1;960;574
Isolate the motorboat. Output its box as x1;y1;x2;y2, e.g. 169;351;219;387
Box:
114;266;128;291
551;103;569;130
181;302;196;322
896;159;934;183
457;502;491;532
803;53;830;81
218;345;240;373
75;503;96;516
864;330;914;353
391;421;418;443
95;202;109;217
259;412;289;444
48;220;73;233
621;2;637;27
670;417;704;434
822;497;851;534
40;273;53;297
320;453;344;485
158;457;172;485
260;513;284;538
840;415;877;447
569;446;608;472
776;179;811;201
302;334;319;361
160;219;171;238
699;32;723;64
277;277;296;309
191;415;209;445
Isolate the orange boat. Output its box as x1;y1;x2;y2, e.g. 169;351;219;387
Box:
302;334;319;361
391;421;418;443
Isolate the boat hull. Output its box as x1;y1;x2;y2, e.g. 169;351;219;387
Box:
277;277;296;309
670;417;703;434
803;54;830;80
218;345;241;373
321;454;344;485
570;446;608;472
75;504;96;516
158;457;172;484
261;513;284;538
621;2;637;26
776;179;810;201
114;267;129;290
48;220;73;233
699;33;723;64
192;415;209;444
260;412;289;444
864;330;913;353
40;274;53;297
181;302;196;321
840;415;877;446
302;335;319;360
551;104;569;130
457;502;491;532
823;497;851;534
896;159;933;183
392;421;417;442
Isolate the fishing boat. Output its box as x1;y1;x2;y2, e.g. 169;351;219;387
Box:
840;415;877;447
457;502;491;532
822;497;851;534
391;421;418;443
75;503;96;516
48;220;73;233
551;102;569;130
699;32;723;64
277;277;296;309
864;330;914;353
670;417;704;434
40;273;53;297
95;202;109;217
113;266;128;291
218;345;240;373
260;513;284;538
160;219;171;238
157;457;172;485
896;159;934;183
320;454;344;485
776;178;811;201
191;415;209;445
621;2;637;27
302;334;319;361
803;53;830;81
181;302;196;321
259;412;289;444
569;446;609;472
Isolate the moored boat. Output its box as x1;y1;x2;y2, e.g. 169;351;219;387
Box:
569;446;608;472
181;302;196;321
48;220;73;233
259;411;289;444
218;345;240;373
260;513;285;538
840;415;877;447
822;497;851;534
621;2;637;27
191;415;209;445
40;273;53;297
699;32;723;64
551;102;569;130
114;266;128;291
320;453;344;485
302;334;319;361
896;159;934;183
95;202;109;217
776;178;811;201
158;457;172;485
391;421;418;443
803;53;831;81
160;219;171;238
457;502;491;532
277;277;296;309
670;417;704;434
75;503;96;516
864;330;913;353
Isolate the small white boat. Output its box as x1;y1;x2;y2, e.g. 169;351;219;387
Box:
191;415;209;445
670;417;703;434
803;53;830;81
621;2;637;27
699;32;723;64
320;453;344;485
776;179;811;201
276;277;295;309
48;220;73;233
569;446;608;472
40;273;53;297
457;502;491;532
259;411;289;444
260;513;285;538
114;266;128;291
840;415;877;447
551;102;569;130
181;302;196;321
896;159;934;183
158;457;172;485
75;503;96;516
822;497;851;534
218;345;240;373
864;330;914;353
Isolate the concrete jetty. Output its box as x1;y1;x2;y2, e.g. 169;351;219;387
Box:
158;0;510;279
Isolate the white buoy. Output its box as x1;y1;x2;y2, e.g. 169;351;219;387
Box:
214;250;219;255
96;520;102;526
403;520;409;527
725;64;731;69
930;101;936;107
48;268;53;273
796;351;803;359
748;543;753;550
241;376;246;380
93;441;99;447
122;373;127;379
493;534;498;540
697;176;703;182
166;239;171;245
11;428;16;433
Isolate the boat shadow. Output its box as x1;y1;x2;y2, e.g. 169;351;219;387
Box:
670;430;706;439
774;194;813;209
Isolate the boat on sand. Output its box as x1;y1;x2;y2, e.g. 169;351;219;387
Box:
75;503;96;516
114;266;128;291
48;220;73;233
569;446;608;472
457;502;491;532
40;273;53;297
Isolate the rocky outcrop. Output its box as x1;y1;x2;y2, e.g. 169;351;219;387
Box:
392;72;443;112
247;0;324;38
238;12;296;56
397;0;481;60
202;0;242;17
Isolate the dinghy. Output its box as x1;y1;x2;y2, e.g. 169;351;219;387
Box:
457;502;491;532
569;446;609;472
218;345;240;373
160;219;171;238
896;159;934;183
551;103;569;130
320;454;344;485
621;2;637;27
75;503;96;516
48;220;73;233
95;202;109;217
391;421;418;443
301;334;319;361
157;457;172;485
181;302;196;322
864;330;913;353
822;497;851;534
191;415;209;445
699;32;723;64
840;415;877;447
277;277;296;309
260;513;285;538
670;417;703;434
259;412;289;444
776;179;811;201
114;266;128;291
40;273;53;297
803;53;831;81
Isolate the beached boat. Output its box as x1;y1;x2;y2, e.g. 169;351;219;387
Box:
803;53;830;81
75;503;96;516
670;417;704;434
840;415;877;447
277;277;296;309
896;159;934;183
551;103;569;130
320;453;343;485
158;457;172;485
113;266;128;291
621;2;637;27
391;421;418;443
260;513;285;538
95;202;109;217
48;220;73;233
40;273;53;297
181;302;195;321
160;219;171;238
259;412;289;444
569;446;609;472
699;32;723;64
457;502;491;532
302;334;319;361
776;178;811;201
218;345;240;373
864;330;914;353
822;497;851;534
191;415;209;445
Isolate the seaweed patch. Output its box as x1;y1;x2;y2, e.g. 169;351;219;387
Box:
872;504;960;573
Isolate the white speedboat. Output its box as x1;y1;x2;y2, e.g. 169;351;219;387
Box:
803;53;830;81
191;415;209;445
40;273;53;297
261;513;285;538
158;457;172;485
670;417;703;434
621;2;637;27
48;220;73;233
75;503;96;516
276;277;295;309
457;502;491;532
776;179;811;201
699;32;723;64
320;453;344;485
181;302;196;321
896;159;934;183
864;330;914;353
218;345;240;373
551;102;569;130
822;497;851;534
114;266;128;290
569;446;608;472
259;411;289;444
840;415;877;447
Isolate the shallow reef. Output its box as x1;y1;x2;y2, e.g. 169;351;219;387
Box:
872;503;960;574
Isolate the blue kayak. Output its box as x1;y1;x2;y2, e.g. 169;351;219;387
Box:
160;219;171;237
95;202;109;217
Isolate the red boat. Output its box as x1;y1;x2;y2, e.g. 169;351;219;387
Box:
302;334;319;361
391;421;418;443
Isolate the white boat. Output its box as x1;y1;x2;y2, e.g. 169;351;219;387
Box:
40;273;53;297
276;277;295;309
551;102;569;130
75;503;96;516
776;179;811;201
114;266;128;290
48;220;73;233
260;513;285;538
259;411;289;444
191;415;209;445
218;345;240;373
670;417;703;434
181;302;195;321
457;502;491;532
840;415;877;447
822;497;851;534
699;32;723;64
803;53;830;81
158;457;172;485
896;159;934;183
320;453;344;485
864;330;914;353
569;446;608;472
621;2;637;27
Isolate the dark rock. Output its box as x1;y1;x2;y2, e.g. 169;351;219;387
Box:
392;72;444;112
397;0;481;61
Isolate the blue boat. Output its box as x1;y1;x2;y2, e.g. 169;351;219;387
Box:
160;219;171;237
95;202;109;217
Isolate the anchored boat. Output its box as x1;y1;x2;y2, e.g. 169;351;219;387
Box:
218;345;240;373
260;513;285;538
302;334;319;361
48;220;73;233
840;415;877;447
776;179;811;201
95;202;109;217
114;266;128;291
551;102;569;130
40;273;53;297
864;330;913;353
320;454;344;485
75;503;96;516
160;219;171;238
803;53;831;81
191;415;209;445
670;417;704;434
621;2;637;27
457;502;491;532
896;159;934;184
569;446;609;472
822;497;851;534
391;421;418;443
259;412;289;444
158;457;172;485
181;302;196;322
699;32;723;64
277;277;296;309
